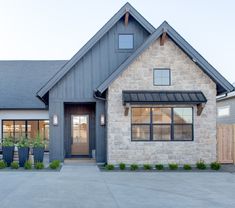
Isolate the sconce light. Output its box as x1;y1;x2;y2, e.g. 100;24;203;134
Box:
53;114;58;126
100;114;105;126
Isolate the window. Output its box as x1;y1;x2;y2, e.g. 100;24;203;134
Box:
173;108;193;141
131;107;193;141
217;106;230;117
153;68;170;85
131;108;150;141
153;108;171;141
2;120;49;143
118;34;134;49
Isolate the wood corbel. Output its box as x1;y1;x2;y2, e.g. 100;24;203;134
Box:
160;32;167;46
197;103;205;116
124;103;130;116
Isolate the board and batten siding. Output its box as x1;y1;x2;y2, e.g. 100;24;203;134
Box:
48;16;150;162
49;16;150;101
217;97;235;124
0;110;49;142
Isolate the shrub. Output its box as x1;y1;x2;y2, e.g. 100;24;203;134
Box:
33;133;45;148
0;160;7;169
24;160;32;170
17;137;30;148
168;163;178;170
130;164;139;171
210;162;221;171
183;164;192;170
49;160;61;169
196;159;206;170
155;164;164;170
35;162;44;170
143;164;152;170
11;161;19;169
119;163;126;170
105;164;114;171
2;137;14;147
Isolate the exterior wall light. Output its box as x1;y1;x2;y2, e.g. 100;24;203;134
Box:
53;114;58;126
100;114;105;126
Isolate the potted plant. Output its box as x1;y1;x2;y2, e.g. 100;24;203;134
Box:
17;137;30;167
2;137;15;166
33;133;45;163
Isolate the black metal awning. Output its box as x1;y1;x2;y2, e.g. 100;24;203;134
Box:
122;91;207;105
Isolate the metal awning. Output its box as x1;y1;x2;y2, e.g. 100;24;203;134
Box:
122;90;207;105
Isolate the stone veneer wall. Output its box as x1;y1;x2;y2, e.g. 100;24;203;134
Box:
107;38;217;165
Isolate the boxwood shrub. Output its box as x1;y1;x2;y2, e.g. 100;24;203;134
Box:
0;160;7;169
183;164;192;170
24;160;32;170
119;163;126;170
130;164;139;171
168;163;178;170
50;160;61;169
105;164;114;171
210;162;221;170
143;164;152;170
196;160;206;170
35;162;44;170
155;164;164;170
11;161;19;169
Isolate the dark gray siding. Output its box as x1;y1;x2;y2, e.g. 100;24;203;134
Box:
49;16;149;100
48;16;150;162
217;97;235;124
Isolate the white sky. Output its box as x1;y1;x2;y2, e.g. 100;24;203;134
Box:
0;0;234;83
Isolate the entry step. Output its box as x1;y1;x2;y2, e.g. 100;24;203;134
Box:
64;158;96;165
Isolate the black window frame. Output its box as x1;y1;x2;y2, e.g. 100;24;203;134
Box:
117;33;134;51
2;119;49;143
131;107;194;142
153;68;171;86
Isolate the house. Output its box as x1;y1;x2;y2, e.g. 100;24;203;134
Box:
0;3;234;164
217;91;235;124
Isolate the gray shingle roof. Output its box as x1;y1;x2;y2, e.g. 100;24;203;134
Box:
122;90;207;105
0;60;67;109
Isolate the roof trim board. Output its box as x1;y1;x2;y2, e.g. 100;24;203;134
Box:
96;21;234;95
37;3;155;98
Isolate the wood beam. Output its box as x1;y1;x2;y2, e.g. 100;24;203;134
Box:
160;32;167;46
197;103;205;116
124;12;129;26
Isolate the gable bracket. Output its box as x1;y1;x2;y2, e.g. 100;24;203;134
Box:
160;32;167;46
197;103;205;116
124;11;130;26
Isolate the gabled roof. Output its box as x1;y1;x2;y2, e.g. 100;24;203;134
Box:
0;60;67;109
96;21;234;95
37;2;155;98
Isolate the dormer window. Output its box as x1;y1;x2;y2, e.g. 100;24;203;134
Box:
118;34;134;49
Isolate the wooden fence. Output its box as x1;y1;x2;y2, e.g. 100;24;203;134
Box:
217;124;235;164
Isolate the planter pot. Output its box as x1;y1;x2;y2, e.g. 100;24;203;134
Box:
33;147;44;163
18;147;30;167
2;146;14;166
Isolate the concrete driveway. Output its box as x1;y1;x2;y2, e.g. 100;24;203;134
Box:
0;164;235;208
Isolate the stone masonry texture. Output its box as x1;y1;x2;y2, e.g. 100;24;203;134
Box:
107;37;216;165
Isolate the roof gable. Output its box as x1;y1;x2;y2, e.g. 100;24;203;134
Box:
37;2;155;98
96;21;234;95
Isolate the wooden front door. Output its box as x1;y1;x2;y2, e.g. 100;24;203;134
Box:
71;115;89;156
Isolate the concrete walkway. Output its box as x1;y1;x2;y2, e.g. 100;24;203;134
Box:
0;164;235;208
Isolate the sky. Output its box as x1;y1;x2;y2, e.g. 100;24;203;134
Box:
0;0;234;83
